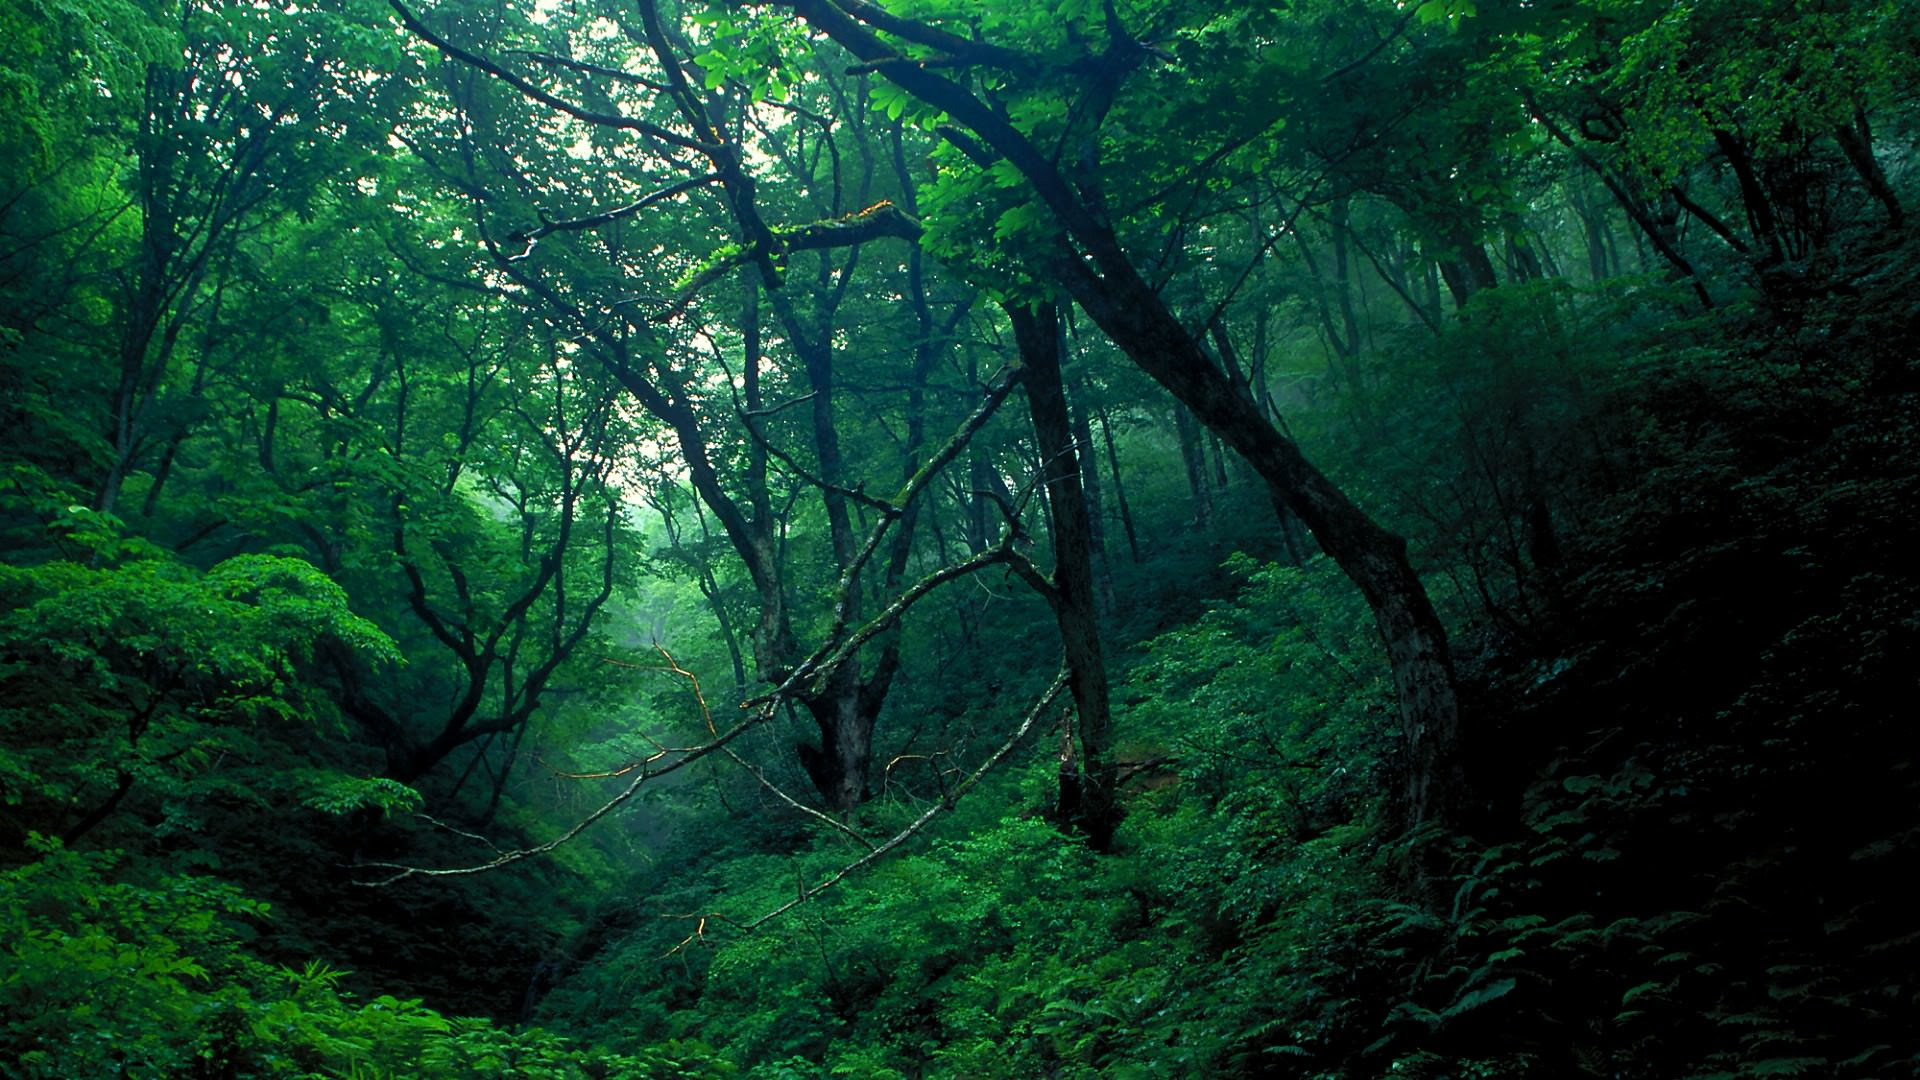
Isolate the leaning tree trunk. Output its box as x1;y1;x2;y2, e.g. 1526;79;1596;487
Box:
1055;256;1465;831
749;0;1468;830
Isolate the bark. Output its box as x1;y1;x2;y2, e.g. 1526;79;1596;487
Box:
1833;109;1904;228
99;61;306;515
142;287;224;518
599;338;791;673
1438;245;1498;308
1295;212;1369;395
62;770;136;845
1011;302;1117;849
1054;255;1464;831
382;414;624;783
765;284;885;812
1330;200;1366;366
1334;218;1442;334
1577;187;1611;284
965;448;994;553
797;664;873;811
1712;129;1785;263
682;0;1465;828
1293;228;1358;386
1430;209;1501;309
478;720;530;828
796;137;970;808
737;282;795;677
1528;96;1713;307
657;480;749;693
1423;259;1444;327
1503;215;1544;283
1068;373;1115;609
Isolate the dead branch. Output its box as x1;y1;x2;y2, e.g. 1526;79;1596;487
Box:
651;645;878;852
739;667;1069;930
352;700;775;885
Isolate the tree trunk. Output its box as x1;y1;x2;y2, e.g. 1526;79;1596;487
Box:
768;0;1467;829
1172;401;1214;530
1330;199;1366;367
1527;98;1713;307
1422;258;1444;327
1712;129;1785;264
797;664;874;811
1574;178;1612;284
1208;434;1230;491
1069;373;1115;610
1096;402;1143;564
1504;214;1544;283
1833;109;1904;228
1055;255;1465;831
1011;302;1117;849
770;287;887;813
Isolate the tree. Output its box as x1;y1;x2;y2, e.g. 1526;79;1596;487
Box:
693;0;1466;827
0;541;405;852
384;0;1066;814
1007;301;1116;847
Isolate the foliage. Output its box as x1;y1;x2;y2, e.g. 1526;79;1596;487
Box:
1;835;729;1077
0;543;402;849
2;0;1916;1074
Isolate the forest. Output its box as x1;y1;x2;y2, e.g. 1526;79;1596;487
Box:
2;0;1916;1074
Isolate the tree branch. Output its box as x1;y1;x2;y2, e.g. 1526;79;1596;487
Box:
387;0;715;153
354;701;777;884
738;667;1069;929
825;0;1038;73
506;173;723;259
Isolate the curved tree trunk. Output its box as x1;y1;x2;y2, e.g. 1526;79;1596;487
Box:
1056;256;1464;830
766;0;1469;829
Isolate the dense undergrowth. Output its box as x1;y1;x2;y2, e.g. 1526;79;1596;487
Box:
530;239;1920;1077
7;239;1917;1076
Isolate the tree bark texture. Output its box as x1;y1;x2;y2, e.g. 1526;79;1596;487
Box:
1010;302;1118;849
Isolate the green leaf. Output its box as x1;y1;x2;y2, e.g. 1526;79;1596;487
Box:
1443;977;1516;1019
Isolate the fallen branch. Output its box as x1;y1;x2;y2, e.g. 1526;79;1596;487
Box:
652;645;877;853
738;667;1069;930
353;700;775;885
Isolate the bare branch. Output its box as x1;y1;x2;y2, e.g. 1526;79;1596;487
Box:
651;646;878;851
506;173;723;259
387;0;715;153
752;528;1024;709
353;701;775;885
739;667;1069;930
